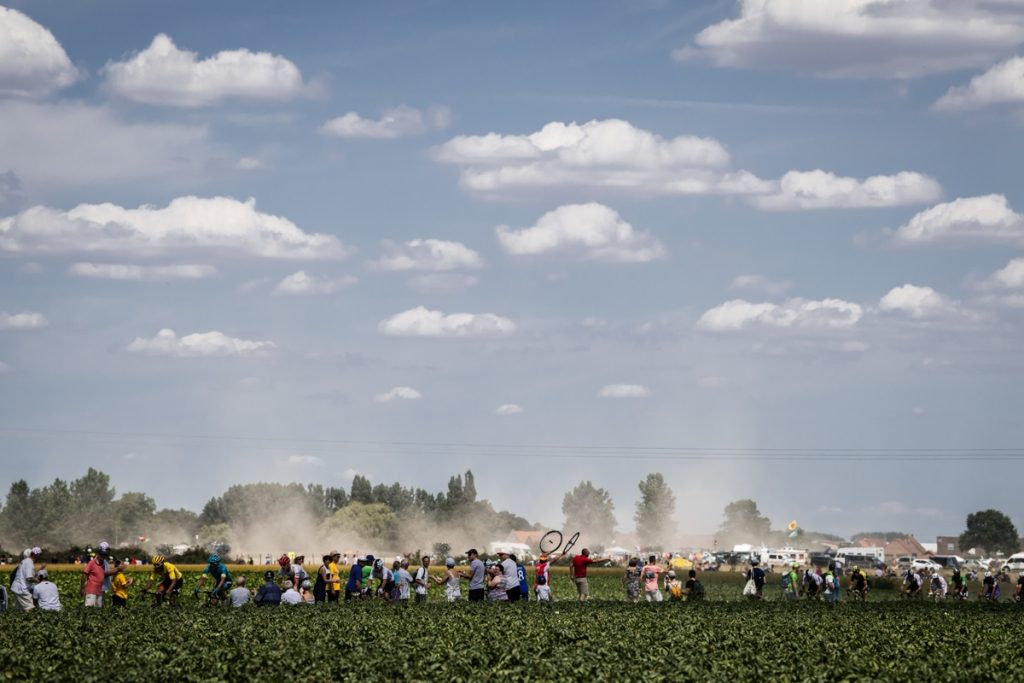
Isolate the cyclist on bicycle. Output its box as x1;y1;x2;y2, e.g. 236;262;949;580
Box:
928;571;947;599
981;571;1000;601
848;565;869;600
144;554;184;606
902;568;922;598
197;554;233;603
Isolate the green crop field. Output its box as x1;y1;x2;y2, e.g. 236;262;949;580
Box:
3;569;1023;681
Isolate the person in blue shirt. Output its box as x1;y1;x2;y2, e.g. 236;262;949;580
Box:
345;556;365;601
515;556;530;602
197;554;233;603
254;570;282;606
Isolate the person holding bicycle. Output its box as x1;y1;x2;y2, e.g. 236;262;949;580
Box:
197;554;233;604
145;554;183;606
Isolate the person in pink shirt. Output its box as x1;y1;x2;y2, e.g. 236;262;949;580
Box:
80;546;115;607
642;555;663;602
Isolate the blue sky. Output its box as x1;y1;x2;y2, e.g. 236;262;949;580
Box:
2;0;1023;541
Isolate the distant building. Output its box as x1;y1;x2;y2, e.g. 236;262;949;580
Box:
936;536;961;554
884;536;929;559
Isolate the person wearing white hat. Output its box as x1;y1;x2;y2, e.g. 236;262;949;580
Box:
10;547;43;611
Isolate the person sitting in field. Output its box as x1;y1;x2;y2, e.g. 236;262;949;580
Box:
280;580;302;605
229;576;251;607
623;558;641;603
300;579;315;604
255;571;282;606
535;574;551;602
31;570;60;612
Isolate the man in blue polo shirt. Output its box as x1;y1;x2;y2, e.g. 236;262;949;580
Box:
345;556;364;600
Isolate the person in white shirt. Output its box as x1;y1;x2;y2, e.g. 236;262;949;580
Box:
498;551;520;602
395;561;414;603
413;556;431;604
31;571;60;612
280;580;302;605
11;547;42;612
535;575;552;602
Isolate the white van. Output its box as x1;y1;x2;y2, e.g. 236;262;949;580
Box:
1001;553;1024;573
836;547;885;563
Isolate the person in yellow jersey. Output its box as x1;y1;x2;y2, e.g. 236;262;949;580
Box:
328;551;342;603
144;554;183;606
111;558;133;607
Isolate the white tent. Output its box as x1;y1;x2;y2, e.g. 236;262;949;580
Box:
488;541;532;556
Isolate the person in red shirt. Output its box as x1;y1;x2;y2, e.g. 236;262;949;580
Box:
570;548;601;602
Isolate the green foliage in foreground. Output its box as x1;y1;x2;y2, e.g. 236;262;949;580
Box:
4;571;1024;681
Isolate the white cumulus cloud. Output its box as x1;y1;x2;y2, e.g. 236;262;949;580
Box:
434;118;767;197
372;239;483;271
878;284;956;319
891;195;1024;245
102;33;313;107
272;271;357;296
681;0;1024;79
698;298;863;331
753;170;941;210
935;57;1024;111
598;384;651;398
496;203;666;263
378;306;516;338
0;6;79;97
69;263;217;281
0;196;349;259
979;258;1024;290
374;386;422;403
127;329;275;357
320;105;450;139
0;311;47;330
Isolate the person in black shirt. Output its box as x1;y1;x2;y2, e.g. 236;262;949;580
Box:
1014;572;1023;604
745;560;765;600
254;570;282;606
684;569;704;600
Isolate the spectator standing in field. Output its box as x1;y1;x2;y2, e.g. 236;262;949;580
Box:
535;553;550;589
361;555;374;596
11;548;41;610
515;555;530;602
744;560;766;600
280;580;302;605
413;555;431;604
498;551;521;602
665;571;684;601
623;558;641;602
31;570;60;612
487;564;508;602
684;569;704;600
571;549;598;602
255;570;282;606
433;557;461;602
395;560;413;603
783;563;801;601
314;555;331;603
80;545;115;608
535;575;551;602
291;556;309;589
344;557;364;601
327;552;342;603
642;555;663;602
822;565;836;603
229;576;251;607
111;559;132;607
461;549;486;602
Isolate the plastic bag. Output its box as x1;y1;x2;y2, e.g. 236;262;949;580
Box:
742;578;757;596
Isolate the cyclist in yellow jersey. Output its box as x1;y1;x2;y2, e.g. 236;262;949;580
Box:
144;554;184;606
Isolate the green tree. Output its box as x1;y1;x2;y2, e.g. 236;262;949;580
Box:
350;475;374;504
959;509;1020;555
111;492;157;545
562;481;616;543
718;499;772;544
634;473;676;549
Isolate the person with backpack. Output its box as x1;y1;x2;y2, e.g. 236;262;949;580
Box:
665;570;684;601
10;547;43;612
684;569;705;601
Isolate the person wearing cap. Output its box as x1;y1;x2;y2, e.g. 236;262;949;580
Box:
393;559;413;603
255;570;282;606
460;549;486;602
498;550;521;602
433;557;462;602
327;551;342;603
535;553;551;590
413;555;431;603
11;548;43;611
344;556;364;601
31;570;61;612
744;559;766;600
81;542;116;607
665;570;683;601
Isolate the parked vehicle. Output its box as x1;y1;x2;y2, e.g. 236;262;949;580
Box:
836;547;885;563
1000;553;1024;573
930;555;965;570
910;558;942;572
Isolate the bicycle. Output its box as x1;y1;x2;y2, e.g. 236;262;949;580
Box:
192;588;228;607
538;529;581;563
